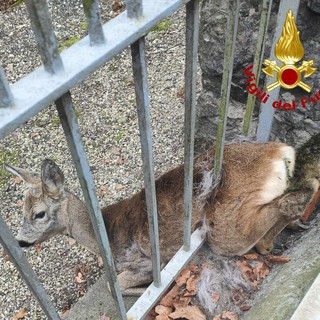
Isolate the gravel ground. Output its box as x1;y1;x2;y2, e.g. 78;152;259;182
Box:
0;2;201;319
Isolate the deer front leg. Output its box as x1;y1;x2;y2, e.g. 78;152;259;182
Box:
115;256;154;296
117;270;153;296
255;189;314;254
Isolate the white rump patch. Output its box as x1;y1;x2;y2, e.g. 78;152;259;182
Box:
259;146;295;204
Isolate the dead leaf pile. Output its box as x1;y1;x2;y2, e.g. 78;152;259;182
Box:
150;253;290;320
152;263;206;320
237;253;290;288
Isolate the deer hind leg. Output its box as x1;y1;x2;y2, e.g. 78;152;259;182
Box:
255;189;314;254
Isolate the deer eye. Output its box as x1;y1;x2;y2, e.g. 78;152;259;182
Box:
34;211;46;219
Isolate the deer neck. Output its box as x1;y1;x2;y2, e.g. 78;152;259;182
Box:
63;190;100;255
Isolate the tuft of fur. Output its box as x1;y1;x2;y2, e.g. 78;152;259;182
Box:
194;157;221;211
197;255;251;315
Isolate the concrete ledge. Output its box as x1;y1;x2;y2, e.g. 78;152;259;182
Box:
290;273;320;320
63;276;137;320
244;219;320;320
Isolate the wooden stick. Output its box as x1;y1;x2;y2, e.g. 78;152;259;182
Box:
301;189;320;223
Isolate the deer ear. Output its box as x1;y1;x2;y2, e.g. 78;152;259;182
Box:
41;159;65;197
5;164;40;186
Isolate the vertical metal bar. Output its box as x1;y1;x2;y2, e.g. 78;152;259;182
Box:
0;216;61;320
55;92;127;320
183;0;200;251
127;0;143;19
82;0;105;45
242;0;272;136
131;37;161;287
0;67;14;108
214;0;240;177
256;1;300;142
24;0;63;74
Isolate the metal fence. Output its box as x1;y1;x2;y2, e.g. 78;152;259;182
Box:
0;0;301;319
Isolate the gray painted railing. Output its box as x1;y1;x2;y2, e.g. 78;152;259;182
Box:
0;0;301;319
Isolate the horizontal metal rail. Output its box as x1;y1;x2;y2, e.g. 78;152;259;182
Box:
0;0;190;139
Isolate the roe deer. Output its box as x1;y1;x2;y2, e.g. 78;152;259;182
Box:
5;133;320;295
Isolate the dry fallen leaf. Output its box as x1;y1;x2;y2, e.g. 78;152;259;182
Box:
75;272;85;284
213;311;238;320
115;184;125;190
265;255;290;263
240;306;251;312
35;245;42;252
116;154;125;165
160;284;180;307
13;308;26;320
243;253;260;260
253;261;269;280
104;159;111;165
185;274;199;296
31;132;38;138
169;305;206;320
97;256;104;268
2;249;11;262
176;268;191;287
236;260;258;286
16;199;24;207
189;263;199;273
155;305;172;316
98;185;108;197
58;306;70;317
172;297;191;309
155;315;170;320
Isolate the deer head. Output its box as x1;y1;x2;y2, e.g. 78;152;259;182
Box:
5;159;68;247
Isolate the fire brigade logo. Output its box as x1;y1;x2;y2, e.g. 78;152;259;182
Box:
262;10;316;92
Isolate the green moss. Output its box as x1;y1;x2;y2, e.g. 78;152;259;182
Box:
59;36;81;52
9;0;24;8
151;19;172;32
51;116;61;126
0;149;19;188
80;21;88;31
114;131;125;143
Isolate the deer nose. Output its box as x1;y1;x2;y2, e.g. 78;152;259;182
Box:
18;240;34;247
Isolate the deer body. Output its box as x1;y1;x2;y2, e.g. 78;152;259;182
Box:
6;137;320;294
